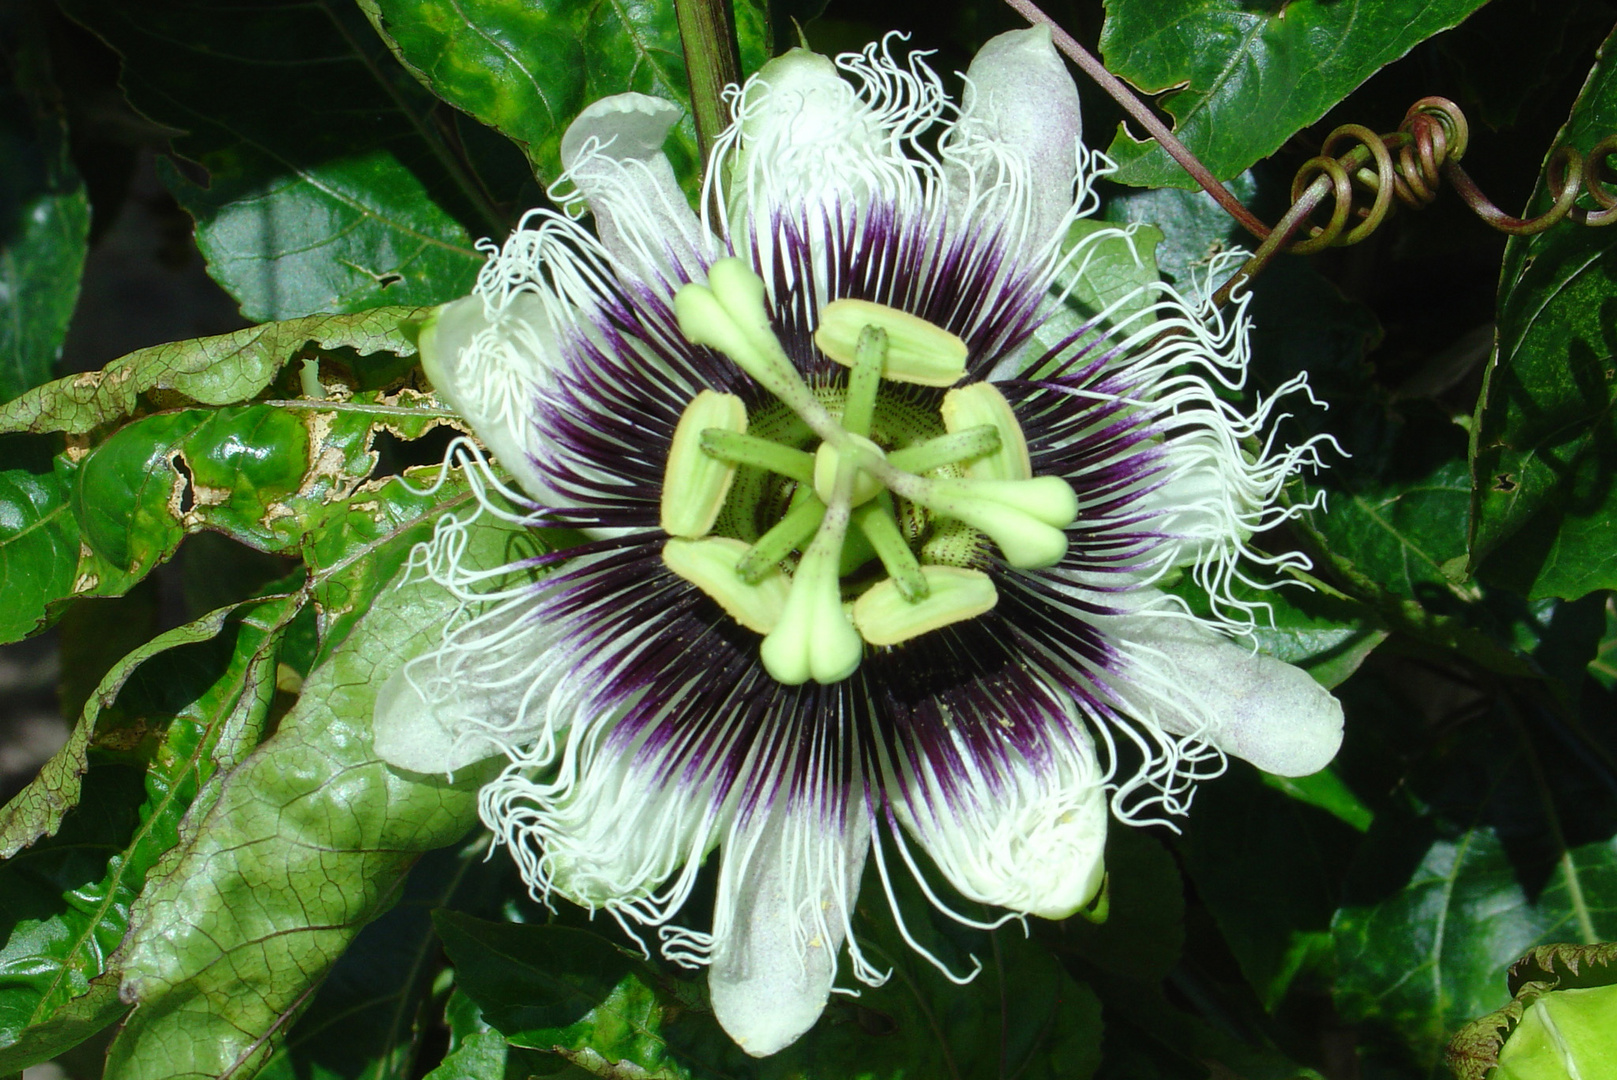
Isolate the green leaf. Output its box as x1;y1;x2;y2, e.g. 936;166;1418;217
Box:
0;595;298;1073
0;768;143;1075
0;441;82;643
0;308;426;437
0;18;89;402
58;0;494;321
1097;0;1494;188
1591;595;1617;691
0;599;278;860
1301;457;1475;602
0;324;453;644
256;843;522;1080
421;992;509;1080
1183;764;1362;1010
1261;769;1375;833
1469;27;1617;600
1334;828;1617;1070
1244;253;1479;605
1103;170;1257;288
1171;570;1388;690
362;0;772;192
100;516;526;1080
435;913;690;1078
1026;219;1163;374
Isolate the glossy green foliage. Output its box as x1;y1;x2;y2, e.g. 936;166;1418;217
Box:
55;0;500;322
1471;27;1617;601
0;12;88;402
0;308;435;645
1336;829;1617;1069
364;0;771;191
1330;636;1617;1074
1098;0;1494;188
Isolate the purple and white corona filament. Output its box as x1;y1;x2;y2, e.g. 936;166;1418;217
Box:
373;28;1345;1056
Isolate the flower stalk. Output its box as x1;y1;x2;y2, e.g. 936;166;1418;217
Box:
674;0;742;163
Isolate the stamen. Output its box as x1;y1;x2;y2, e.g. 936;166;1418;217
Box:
675;259;832;430
886;425;1002;474
759;451;864;685
940;383;1032;481
852;566;998;646
737;495;826;583
841;325;887;438
853;500;928;600
663;537;790;633
815;299;968;387
887;473;1078;569
661;391;747;538
700;429;814;483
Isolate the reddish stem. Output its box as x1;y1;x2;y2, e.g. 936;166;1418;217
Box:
1002;0;1272;241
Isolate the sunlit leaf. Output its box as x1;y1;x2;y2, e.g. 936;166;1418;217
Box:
1098;0;1494;188
57;0;496;321
0;308;426;437
256;844;522;1080
0;596;298;1073
100;514;527;1080
362;0;772;192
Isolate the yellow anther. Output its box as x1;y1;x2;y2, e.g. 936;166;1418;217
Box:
815;299;968;387
661;390;748;538
662;537;790;634
853;567;998;646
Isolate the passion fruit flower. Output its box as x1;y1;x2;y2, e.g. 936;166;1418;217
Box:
373;28;1344;1056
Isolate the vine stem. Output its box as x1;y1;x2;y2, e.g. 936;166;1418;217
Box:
1002;0;1272;241
675;0;742;164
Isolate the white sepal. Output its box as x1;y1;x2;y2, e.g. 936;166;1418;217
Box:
709;797;872;1056
1105;611;1345;778
943;25;1084;254
419;294;554;503
559;93;707;289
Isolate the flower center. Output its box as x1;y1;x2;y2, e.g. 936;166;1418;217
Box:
661;257;1078;686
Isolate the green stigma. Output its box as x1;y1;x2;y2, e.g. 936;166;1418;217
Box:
665;259;1078;686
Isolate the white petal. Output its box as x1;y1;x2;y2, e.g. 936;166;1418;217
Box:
1107;612;1345;777
944;25;1083;250
559;93;705;288
419;292;554;503
894;717;1107;920
709;798;871;1057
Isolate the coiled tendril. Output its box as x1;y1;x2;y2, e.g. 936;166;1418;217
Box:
1207;98;1617;307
